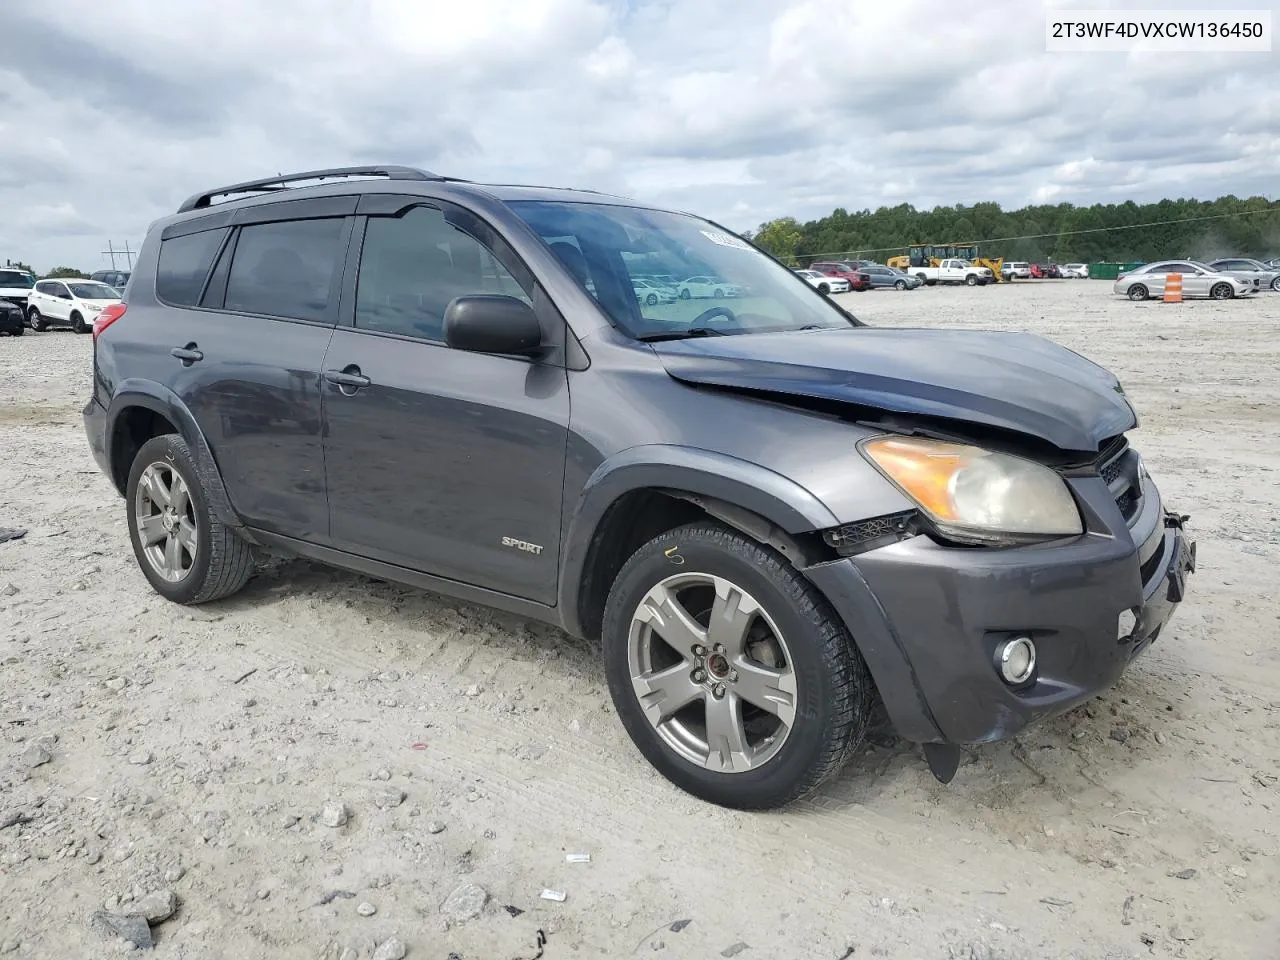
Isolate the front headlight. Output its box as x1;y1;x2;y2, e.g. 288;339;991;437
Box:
861;436;1083;544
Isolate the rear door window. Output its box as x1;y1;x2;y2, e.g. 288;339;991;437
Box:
156;229;228;306
224;219;346;323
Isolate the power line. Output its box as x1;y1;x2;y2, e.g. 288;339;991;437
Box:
781;206;1280;262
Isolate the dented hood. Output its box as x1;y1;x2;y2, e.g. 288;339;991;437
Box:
652;327;1137;453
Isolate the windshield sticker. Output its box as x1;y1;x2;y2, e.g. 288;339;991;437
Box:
700;229;753;251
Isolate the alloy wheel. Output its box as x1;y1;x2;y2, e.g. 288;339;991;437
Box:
134;462;198;582
627;573;797;773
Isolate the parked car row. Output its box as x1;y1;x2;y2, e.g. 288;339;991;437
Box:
2;267;130;336
798;261;928;292
1003;262;1066;280
1113;260;1264;301
631;274;744;303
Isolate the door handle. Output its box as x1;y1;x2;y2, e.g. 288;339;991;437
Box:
324;366;371;394
171;344;203;365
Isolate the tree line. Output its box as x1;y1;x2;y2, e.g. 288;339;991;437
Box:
746;195;1280;266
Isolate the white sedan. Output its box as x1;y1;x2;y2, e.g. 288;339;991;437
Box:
794;269;850;294
26;279;122;333
677;275;742;299
1060;263;1089;279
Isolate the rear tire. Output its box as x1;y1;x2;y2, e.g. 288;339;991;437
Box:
125;434;255;605
28;308;45;332
71;311;88;334
602;522;874;810
1127;284;1149;301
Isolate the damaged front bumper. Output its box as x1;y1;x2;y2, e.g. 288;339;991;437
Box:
804;468;1196;779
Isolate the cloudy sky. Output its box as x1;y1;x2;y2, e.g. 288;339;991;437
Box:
1;0;1276;273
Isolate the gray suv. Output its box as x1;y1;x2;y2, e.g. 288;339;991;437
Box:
83;166;1196;809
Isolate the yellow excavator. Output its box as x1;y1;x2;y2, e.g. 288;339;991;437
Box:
888;245;1005;281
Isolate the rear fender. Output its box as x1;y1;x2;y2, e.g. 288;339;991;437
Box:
106;380;253;540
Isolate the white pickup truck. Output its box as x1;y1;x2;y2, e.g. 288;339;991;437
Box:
912;259;994;286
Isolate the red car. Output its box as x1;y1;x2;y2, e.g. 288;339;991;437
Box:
809;261;871;291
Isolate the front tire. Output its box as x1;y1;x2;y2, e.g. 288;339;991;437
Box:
27;308;45;332
71;311;88;334
1210;282;1233;300
817;283;830;295
646;293;658;306
965;274;978;286
679;288;691;300
602;522;874;810
894;280;906;290
125;434;254;604
1271;276;1280;292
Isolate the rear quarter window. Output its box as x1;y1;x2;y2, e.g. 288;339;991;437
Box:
156;229;228;306
224;218;345;323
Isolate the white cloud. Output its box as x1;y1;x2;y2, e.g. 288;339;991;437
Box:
1;0;1276;272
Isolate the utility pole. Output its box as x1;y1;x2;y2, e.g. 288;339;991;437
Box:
101;241;135;270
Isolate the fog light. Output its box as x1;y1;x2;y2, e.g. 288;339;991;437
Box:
997;636;1036;685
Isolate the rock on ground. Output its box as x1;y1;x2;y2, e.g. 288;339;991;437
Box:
441;883;488;922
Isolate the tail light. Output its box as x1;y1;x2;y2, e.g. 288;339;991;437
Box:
93;302;126;341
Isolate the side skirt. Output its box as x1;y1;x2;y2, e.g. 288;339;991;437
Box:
246;528;566;632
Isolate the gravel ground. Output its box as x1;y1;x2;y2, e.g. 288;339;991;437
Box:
1;280;1277;960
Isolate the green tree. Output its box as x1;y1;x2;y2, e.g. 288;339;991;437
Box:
752;217;804;263
784;195;1280;265
43;267;88;279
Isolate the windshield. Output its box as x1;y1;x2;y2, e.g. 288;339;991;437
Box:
0;271;35;288
508;200;856;339
70;282;120;299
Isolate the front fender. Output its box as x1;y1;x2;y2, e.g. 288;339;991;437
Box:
557;444;838;637
556;442;945;745
106;380;248;536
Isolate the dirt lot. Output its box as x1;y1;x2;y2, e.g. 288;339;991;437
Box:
1;280;1277;960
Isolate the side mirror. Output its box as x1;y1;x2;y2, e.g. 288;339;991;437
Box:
443;295;543;357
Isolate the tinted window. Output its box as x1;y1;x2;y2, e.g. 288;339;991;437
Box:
0;271;34;288
224;219;345;322
355;205;530;342
35;281;53;294
156;229;227;306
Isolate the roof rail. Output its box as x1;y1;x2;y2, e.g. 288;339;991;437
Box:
176;165;447;213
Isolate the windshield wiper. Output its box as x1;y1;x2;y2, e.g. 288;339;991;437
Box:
634;327;727;342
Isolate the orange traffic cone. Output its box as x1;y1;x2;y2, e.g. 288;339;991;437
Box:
1163;272;1183;303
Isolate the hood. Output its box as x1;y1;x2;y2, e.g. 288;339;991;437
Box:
653;327;1137;453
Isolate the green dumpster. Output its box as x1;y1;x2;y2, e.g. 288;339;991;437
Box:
1088;262;1120;280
